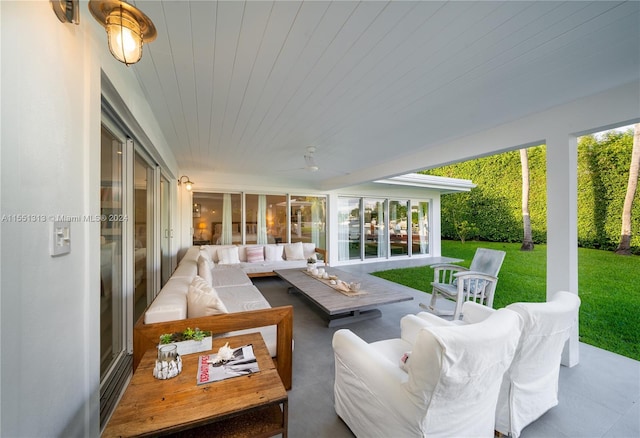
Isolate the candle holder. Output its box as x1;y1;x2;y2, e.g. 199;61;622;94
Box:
153;344;182;379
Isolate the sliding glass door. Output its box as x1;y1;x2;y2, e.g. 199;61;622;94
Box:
99;123;130;428
245;194;287;244
100;103;173;426
364;199;387;259
133;153;155;323
389;200;409;257
100;125;125;379
339;196;431;262
338;197;361;261
411;201;430;255
160;174;171;287
290;195;326;249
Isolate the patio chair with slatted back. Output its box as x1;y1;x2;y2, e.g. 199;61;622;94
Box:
420;248;506;320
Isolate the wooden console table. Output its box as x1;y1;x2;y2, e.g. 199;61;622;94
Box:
102;333;287;437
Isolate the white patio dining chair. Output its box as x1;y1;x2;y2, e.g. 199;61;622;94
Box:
420;248;506;320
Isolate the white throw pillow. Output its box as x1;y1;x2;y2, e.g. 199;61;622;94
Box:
190;275;211;292
246;246;265;263
302;243;317;260
199;248;213;265
187;285;228;318
237;245;247;262
218;246;240;264
210;245;233;263
284;242;305;260
264;245;284;262
197;256;214;286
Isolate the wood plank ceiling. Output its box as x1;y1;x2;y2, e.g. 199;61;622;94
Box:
129;1;639;188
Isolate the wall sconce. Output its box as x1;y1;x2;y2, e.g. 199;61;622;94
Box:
178;176;194;191
51;0;80;24
88;0;157;66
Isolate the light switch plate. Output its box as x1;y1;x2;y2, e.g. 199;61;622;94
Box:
50;221;71;256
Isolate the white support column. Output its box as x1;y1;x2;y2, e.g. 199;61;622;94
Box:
546;133;580;367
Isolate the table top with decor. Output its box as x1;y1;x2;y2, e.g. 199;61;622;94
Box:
275;267;413;327
102;332;287;438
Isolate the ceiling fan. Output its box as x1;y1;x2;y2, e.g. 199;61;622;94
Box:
278;146;347;175
304;147;319;172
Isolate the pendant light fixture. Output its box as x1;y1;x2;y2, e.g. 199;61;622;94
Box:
88;0;156;66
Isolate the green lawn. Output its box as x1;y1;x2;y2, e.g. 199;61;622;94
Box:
372;240;640;361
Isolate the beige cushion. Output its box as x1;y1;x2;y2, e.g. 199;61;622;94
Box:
284;242;305;260
207;245;234;263
264;245;284;262
246;246;265;263
199;248;213;265
190;275;211;292
302;243;317;259
218;246;240;264
187;276;228;318
197;255;213;286
237;245;247;262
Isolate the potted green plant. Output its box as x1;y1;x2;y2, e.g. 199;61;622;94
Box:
159;327;212;356
307;256;317;271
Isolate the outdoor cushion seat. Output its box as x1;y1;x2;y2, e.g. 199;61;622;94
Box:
332;306;522;437
416;292;581;437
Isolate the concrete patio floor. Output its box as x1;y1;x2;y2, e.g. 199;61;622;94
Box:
253;257;640;438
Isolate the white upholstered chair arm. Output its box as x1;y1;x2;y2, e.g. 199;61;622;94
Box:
401;314;453;345
460;301;496;324
414;311;456;325
332;330;411;404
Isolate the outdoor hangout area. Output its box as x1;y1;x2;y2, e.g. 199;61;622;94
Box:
252;268;639;438
102;239;638;437
3;1;639;437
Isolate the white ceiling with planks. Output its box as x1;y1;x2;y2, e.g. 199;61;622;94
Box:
129;0;640;188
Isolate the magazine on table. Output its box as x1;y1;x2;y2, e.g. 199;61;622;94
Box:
196;344;259;385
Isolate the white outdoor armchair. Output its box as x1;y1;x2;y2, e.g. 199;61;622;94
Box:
422;247;506;320
332;306;523;438
496;291;581;437
417;292;581;437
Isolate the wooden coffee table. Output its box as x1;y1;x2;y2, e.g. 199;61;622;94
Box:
275;267;413;327
102;332;287;437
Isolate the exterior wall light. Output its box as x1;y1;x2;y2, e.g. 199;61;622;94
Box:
51;0;80;25
88;0;157;66
178;176;194;191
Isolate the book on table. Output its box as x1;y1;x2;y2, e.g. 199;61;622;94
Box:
196;344;260;385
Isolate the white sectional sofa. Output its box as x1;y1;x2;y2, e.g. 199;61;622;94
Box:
143;242;325;325
143;246;278;355
200;242;326;277
133;242;321;390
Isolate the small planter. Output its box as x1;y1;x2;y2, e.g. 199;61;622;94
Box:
159;328;212;356
169;337;212;356
307;258;318;272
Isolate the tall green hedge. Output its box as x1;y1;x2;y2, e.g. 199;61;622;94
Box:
423;129;639;253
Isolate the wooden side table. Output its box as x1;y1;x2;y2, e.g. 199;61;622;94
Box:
102;333;288;437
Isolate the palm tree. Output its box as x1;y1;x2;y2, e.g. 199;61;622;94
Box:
520;148;534;251
615;123;640;255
